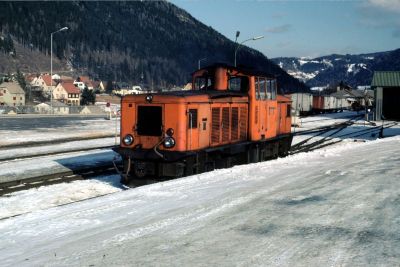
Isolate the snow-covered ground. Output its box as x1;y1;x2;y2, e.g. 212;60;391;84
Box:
0;116;119;147
0;114;399;266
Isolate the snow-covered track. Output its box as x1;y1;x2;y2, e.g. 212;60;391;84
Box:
0;163;118;196
291;121;398;155
0;134;118;150
0;145;114;163
293;114;362;136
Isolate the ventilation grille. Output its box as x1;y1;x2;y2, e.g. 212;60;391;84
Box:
240;107;248;140
222;107;230;142
231;107;239;141
211;108;220;144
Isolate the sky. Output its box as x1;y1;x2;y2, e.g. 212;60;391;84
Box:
169;0;400;58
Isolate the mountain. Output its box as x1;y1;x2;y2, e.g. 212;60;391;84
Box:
271;49;400;88
0;1;308;92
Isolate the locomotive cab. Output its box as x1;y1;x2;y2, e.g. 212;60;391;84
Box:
113;64;292;185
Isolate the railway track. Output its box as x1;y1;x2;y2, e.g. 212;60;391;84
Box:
290;121;398;155
0;162;120;196
293;114;363;136
0;134;119;150
0;145;115;162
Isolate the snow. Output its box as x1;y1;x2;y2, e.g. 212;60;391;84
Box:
287;70;318;82
298;59;308;66
347;63;356;73
0;114;400;266
322;58;333;68
0;116;120;147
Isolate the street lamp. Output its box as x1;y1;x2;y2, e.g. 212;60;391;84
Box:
234;35;264;67
50;26;68;114
198;57;207;69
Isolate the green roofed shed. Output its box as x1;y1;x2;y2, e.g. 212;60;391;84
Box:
371;71;400;121
371;71;400;87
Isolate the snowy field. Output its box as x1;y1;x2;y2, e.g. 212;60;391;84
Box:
0;116;119;147
0;113;400;266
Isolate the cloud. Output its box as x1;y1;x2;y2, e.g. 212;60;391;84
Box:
366;0;400;14
358;0;400;38
265;24;291;34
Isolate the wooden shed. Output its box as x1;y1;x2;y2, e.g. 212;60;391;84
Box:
371;71;400;121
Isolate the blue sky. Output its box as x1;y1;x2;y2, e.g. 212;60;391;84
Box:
169;0;400;58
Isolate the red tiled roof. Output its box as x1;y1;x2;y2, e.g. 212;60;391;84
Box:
25;74;38;82
61;82;80;94
42;75;53;86
79;76;90;83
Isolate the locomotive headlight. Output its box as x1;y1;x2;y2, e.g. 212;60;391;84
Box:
164;137;175;148
123;134;134;146
166;128;174;137
145;94;153;103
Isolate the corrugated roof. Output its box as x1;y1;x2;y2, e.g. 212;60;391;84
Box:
371;71;400;87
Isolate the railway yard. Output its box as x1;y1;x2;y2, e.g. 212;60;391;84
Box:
1;112;400;266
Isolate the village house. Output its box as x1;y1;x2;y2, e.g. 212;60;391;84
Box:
30;74;55;95
53;82;81;106
0;81;25;106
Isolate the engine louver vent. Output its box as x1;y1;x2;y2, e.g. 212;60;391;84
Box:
240;107;248;140
231;107;239;141
211;107;220;144
222;107;230;142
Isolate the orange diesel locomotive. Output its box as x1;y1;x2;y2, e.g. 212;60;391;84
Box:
113;64;292;185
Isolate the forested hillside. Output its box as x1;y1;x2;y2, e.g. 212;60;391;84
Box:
0;1;308;92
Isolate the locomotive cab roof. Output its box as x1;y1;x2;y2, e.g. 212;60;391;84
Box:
193;63;276;80
192;63;277;93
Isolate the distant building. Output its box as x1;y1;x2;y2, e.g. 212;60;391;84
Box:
183;83;192;90
112;86;143;96
53;82;81;106
99;81;107;92
31;74;55;95
0;81;25;106
74;76;95;91
35;101;69;114
371;71;400;121
80;105;106;115
73;81;86;91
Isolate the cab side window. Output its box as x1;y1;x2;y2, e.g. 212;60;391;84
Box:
228;76;249;93
194;76;213;90
267;79;277;100
259;77;267;100
255;77;267;100
255;78;260;100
